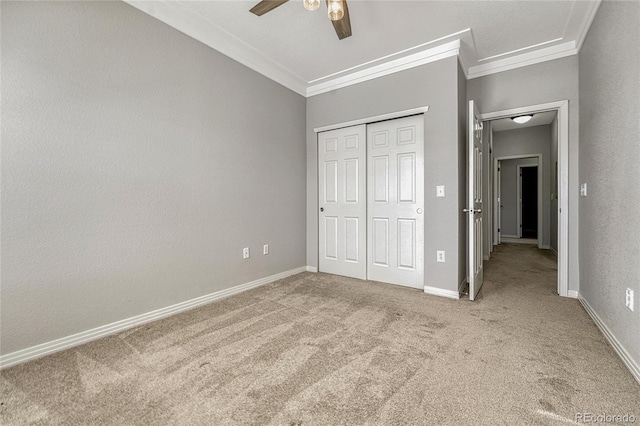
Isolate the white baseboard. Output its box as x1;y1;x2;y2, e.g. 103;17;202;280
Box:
567;290;578;299
550;247;558;257
540;244;550;250
0;266;307;369
424;285;461;300
501;234;519;239
306;266;318;273
578;295;640;385
483;254;490;261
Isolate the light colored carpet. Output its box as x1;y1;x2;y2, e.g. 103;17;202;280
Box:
1;244;638;425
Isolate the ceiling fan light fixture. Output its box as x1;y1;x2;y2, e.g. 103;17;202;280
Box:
327;0;344;21
512;115;533;124
303;0;320;11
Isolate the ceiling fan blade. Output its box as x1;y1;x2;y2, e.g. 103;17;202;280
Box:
327;0;352;40
250;0;289;16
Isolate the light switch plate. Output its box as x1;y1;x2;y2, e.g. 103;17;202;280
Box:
436;185;445;197
580;183;587;197
436;251;445;262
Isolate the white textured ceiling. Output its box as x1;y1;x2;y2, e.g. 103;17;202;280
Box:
125;0;601;96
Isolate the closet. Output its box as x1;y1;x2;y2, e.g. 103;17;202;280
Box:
318;114;424;289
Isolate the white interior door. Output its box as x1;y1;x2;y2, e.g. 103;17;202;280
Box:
318;125;367;279
468;100;484;300
367;115;424;289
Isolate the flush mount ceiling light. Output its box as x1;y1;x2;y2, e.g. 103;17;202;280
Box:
512;115;533;124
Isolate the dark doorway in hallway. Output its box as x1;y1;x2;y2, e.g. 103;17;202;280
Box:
521;166;538;239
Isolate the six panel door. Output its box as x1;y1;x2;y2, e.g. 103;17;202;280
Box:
367;116;425;289
318;125;367;280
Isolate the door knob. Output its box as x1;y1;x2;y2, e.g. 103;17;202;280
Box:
416;208;423;214
320;207;324;212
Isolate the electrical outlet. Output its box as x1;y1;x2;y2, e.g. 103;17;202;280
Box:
626;288;634;311
437;251;445;263
436;185;445;197
243;247;250;259
263;244;269;255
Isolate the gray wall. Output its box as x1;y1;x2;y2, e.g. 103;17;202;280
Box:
306;56;465;293
499;158;539;237
1;1;306;355
550;116;558;252
493;125;552;245
579;0;640;371
467;56;580;293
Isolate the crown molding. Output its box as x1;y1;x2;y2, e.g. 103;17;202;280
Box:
124;0;308;96
466;40;578;80
574;0;602;52
125;0;601;96
306;40;461;97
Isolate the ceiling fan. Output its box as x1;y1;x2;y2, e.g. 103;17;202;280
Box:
250;0;352;40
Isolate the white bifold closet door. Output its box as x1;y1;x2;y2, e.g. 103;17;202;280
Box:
318;115;424;289
318;125;367;280
367;115;424;289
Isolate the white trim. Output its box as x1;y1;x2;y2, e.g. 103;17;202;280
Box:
125;2;599;96
306;266;318;273
467;41;577;80
482;101;569;298
575;0;603;53
567;290;578;299
424;286;461;300
123;0;308;96
500;234;519;239
313;106;429;133
579;295;640;385
307;41;460;97
550;247;558;257
0;267;307;369
540;244;551;250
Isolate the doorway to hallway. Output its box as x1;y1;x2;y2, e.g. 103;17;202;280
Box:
479;101;568;297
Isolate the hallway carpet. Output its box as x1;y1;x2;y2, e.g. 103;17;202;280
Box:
2;244;639;425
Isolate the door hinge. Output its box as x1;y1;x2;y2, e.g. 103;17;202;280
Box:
498;228;500;232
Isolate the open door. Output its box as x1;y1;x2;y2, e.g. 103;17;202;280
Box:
467;100;484;300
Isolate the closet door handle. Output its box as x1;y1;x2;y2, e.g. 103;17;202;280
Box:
416;208;423;214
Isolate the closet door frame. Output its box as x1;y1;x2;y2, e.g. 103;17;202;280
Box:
314;106;429;287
